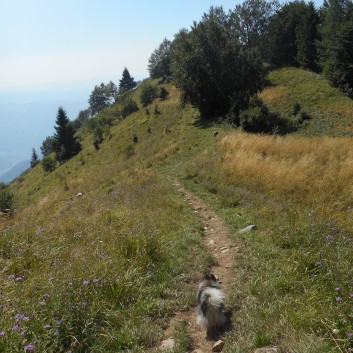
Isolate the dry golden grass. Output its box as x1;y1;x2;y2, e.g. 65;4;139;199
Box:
219;132;353;208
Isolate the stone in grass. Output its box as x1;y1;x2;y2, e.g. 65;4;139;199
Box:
238;224;256;234
212;339;225;352
160;338;175;350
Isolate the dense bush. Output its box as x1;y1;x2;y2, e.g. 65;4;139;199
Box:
139;82;158;107
120;100;139;118
0;187;14;211
239;98;296;134
159;87;169;100
42;155;57;172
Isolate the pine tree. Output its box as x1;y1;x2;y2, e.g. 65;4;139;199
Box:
119;68;137;93
53;107;81;162
30;148;39;168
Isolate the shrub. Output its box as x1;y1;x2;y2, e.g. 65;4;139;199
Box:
121;100;139;118
93;126;104;150
240;98;296;134
159;87;169;100
139;82;158;107
42;155;57;172
0;188;14;211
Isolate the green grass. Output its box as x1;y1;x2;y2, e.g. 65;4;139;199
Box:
0;82;215;352
260;67;353;136
177;133;353;352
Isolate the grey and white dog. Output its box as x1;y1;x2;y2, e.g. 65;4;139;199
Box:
196;274;227;338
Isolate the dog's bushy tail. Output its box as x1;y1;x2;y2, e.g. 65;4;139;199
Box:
197;287;226;329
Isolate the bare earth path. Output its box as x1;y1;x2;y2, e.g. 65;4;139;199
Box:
160;179;239;353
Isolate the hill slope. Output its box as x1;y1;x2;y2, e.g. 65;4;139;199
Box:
2;70;353;352
259;67;353;136
0;160;30;183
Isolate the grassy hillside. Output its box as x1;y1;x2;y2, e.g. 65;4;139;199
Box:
0;84;216;352
259;67;353;136
1;68;353;352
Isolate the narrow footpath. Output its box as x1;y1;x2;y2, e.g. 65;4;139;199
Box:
159;179;239;353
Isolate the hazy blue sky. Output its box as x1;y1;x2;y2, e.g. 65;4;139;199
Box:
0;0;241;90
0;0;242;176
0;0;324;177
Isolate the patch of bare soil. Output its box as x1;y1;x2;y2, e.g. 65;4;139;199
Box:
158;179;241;353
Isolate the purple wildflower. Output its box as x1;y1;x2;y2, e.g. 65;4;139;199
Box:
43;293;50;298
93;278;100;283
16;276;23;282
12;324;20;331
335;287;341;291
35;229;41;235
57;319;63;325
345;332;353;338
350;294;353;298
82;280;90;286
0;331;5;336
15;314;29;321
336;296;343;301
48;277;54;281
43;324;51;329
39;301;46;306
326;235;334;240
8;274;15;279
24;344;36;351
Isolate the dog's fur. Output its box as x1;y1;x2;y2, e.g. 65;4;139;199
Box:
197;274;227;338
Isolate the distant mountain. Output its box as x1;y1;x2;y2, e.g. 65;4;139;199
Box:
0;160;30;183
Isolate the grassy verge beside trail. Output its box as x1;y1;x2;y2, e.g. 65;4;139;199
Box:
178;130;353;353
0;170;212;352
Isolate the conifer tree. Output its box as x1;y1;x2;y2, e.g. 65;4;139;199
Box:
53;107;81;162
296;2;319;71
119;68;137;93
30;148;39;168
330;20;353;96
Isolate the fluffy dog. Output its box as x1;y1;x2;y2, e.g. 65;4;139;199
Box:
196;274;227;338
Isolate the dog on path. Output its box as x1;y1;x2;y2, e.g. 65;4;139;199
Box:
197;274;227;338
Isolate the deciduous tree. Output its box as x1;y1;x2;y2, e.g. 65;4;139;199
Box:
40;136;56;157
148;38;172;80
88;82;117;116
171;7;265;119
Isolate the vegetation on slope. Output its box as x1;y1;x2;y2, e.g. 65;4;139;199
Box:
0;83;215;352
2;64;353;352
260;67;353;136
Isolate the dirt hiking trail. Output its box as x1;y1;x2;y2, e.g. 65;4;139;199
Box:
159;179;240;353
